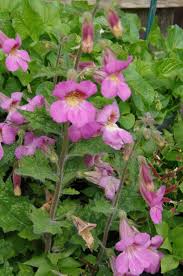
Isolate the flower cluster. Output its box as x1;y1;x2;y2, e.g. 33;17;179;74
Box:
0;31;30;72
112;217;163;275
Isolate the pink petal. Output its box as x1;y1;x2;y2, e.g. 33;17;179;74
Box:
134;233;150;246
115;252;129;275
0;98;13;111
7;111;25;125
15;35;22;47
80;121;101;139
118;128;133;144
115;237;134;251
104;56;133;74
53;80;77;99
2;38;17;53
15;144;36;159
119;218;136;240
5;55;19;72
101;77;118;98
24;132;35;145
68;125;82;142
78;80;97;97
150;205;163;224
151;235;163;248
16;57;29;72
50;100;68;123
117;80;132;101
17;50;30;61
0;143;4;160
11;92;23;103
2;124;16;144
97;102;120;124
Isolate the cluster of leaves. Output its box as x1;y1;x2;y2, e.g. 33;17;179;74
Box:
0;0;182;275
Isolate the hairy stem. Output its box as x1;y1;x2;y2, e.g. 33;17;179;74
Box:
45;124;69;252
53;43;62;85
97;143;136;263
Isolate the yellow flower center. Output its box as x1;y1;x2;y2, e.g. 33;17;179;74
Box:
109;74;119;82
65;91;84;107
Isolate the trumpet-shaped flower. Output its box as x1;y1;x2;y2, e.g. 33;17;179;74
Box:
139;156;166;224
0;123;17;160
114;217;163;275
0;31;30;72
97;102;133;150
50;80;97;128
68;121;101;142
15;132;55;159
99;49;132;101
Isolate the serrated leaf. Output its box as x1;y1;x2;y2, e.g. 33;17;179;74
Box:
161;255;179;273
16;151;57;182
166;25;183;51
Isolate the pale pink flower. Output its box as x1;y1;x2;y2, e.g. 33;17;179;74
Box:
98;49;132;101
114;217;163;275
15;132;55;159
0;31;30;72
50;80;97;128
0;122;17;160
139;156;166;224
68;121;101;142
97;102;133;150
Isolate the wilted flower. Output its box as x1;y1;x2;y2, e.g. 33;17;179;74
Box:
114;217;163;275
81;12;94;53
139;156;166;224
97;102;133;150
107;9;123;38
68;121;101;142
72;216;96;250
15;132;55;159
50;80;97;128
0;31;30;72
0;123;17;160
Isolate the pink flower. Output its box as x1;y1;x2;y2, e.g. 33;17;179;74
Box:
107;9;123;38
68;121;101;142
0;31;30;72
0;123;17;160
82;13;94;53
20;95;45;112
0;91;25;125
84;154;119;200
78;61;95;71
100;49;132;101
15;132;55;159
139;156;166;224
50;80;97;128
114;217;163;275
97;102;133;150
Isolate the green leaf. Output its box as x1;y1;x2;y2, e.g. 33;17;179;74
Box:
166;25;183;51
0;240;15;264
170;227;183;258
16;151;57;182
119;113;135;129
25;256;54;276
63;188;80;195
121;12;140;43
70;137;113;156
155;58;183;77
119;102;130;115
18;264;34;276
173;121;183;149
0;262;13;276
161;255;179;273
30;208;62;235
161;237;172;253
155;222;169;238
0;0;21;12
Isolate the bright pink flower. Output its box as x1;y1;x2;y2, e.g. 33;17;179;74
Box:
50;80;97;127
97;102;133;150
114;217;163;275
107;9;123;38
82;13;94;53
0;123;17;160
84;155;119;200
68;121;101;142
0;92;25;125
100;49;132;101
0;31;30;72
20;95;45;112
139;157;166;224
15;132;55;159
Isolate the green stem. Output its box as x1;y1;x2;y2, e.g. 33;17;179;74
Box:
97;143;136;264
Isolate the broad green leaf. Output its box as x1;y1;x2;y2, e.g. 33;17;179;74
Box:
30;208;62;235
119;101;130;115
63;188;80;195
166;25;183;51
170;227;183;258
0;262;13;276
18;264;34;276
0;240;15;264
25;256;54;276
119;113;135;129
161;255;179;273
161;237;172;253
0;0;21;12
16;151;57;182
155;58;183;77
121;12;140;43
155;222;169;238
173;121;183;149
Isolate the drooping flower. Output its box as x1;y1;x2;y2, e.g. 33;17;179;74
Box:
101;49;132;101
81;12;94;53
114;217;163;275
97;102;133;150
107;9;123;38
139;156;166;224
68;121;101;142
50;80;97;128
0;123;17;160
84;154;120;200
0;31;30;72
15;132;55;159
0;92;25;125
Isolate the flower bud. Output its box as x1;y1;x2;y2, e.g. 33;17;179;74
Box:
82;12;94;53
67;69;77;80
152;130;165;147
138;156;154;192
107;9;123;38
143;127;151;140
12;171;21;196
